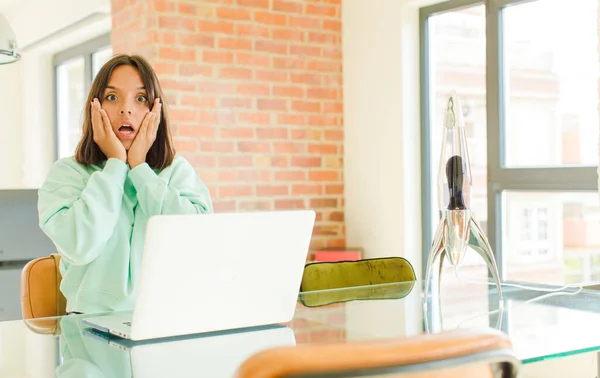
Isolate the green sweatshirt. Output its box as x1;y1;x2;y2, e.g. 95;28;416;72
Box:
38;156;213;314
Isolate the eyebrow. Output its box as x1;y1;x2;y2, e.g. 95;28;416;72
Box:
105;85;146;90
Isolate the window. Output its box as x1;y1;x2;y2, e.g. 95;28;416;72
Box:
54;34;112;159
420;0;599;285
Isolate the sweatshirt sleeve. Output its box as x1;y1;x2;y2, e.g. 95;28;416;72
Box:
38;158;128;266
128;156;213;217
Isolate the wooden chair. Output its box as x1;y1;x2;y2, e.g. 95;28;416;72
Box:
235;328;520;378
20;253;66;325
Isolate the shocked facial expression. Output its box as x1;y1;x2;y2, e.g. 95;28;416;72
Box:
101;65;151;150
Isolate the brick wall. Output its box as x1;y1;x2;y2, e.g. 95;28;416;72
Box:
110;0;344;251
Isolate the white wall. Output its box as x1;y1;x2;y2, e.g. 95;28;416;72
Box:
0;0;110;189
343;0;423;276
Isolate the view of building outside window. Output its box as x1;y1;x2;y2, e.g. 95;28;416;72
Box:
427;0;600;285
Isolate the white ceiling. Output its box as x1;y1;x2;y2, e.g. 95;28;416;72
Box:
0;0;21;13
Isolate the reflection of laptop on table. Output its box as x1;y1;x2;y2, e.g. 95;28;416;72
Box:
82;210;315;341
82;325;296;378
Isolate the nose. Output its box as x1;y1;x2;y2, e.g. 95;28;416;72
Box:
119;107;132;115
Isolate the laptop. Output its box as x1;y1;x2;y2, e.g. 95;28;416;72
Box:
82;210;315;341
81;325;296;377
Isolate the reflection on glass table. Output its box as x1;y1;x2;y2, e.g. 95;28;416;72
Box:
296;278;600;364
2;279;600;377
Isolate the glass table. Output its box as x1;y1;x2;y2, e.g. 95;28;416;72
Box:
1;279;600;377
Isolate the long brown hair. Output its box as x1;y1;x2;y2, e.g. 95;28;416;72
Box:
74;54;175;170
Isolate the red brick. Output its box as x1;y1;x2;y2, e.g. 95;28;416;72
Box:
289;16;321;30
200;141;235;153
307;88;337;100
273;57;305;70
278;114;305;126
219;185;253;197
237;53;270;67
292;156;321;167
237;0;269;8
308;143;337;154
275;199;306;209
291;73;321;85
179;126;216;138
325;184;343;195
292;101;321;113
309;32;337;45
239;200;273;211
213;200;237;212
275;171;306;181
309;171;339;181
292;129;321;140
173;138;197;152
179;63;212;76
257;127;288;139
307;60;340;73
159;47;196;61
238;141;271;153
273;86;304;98
273;0;304;14
236;170;272;181
257;99;288;111
272;29;304;42
254;12;287;26
219;155;254;167
237;83;270;96
170;109;197;122
238;112;271;124
220;97;253;108
154;0;175;12
256;70;288;83
310;198;338;208
255;40;288;55
308;115;339;126
323;19;341;32
198;81;236;94
274;142;305;153
307;4;337;17
325;130;343;141
219;67;253;80
219;37;253;50
323;102;343;113
198;20;234;34
203;51;234;64
292;184;322;195
235;24;270;37
217;7;251;20
257;185;289;196
329;212;344;222
220;127;255;139
290;45;321;57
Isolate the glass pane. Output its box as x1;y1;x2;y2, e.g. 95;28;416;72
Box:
503;0;599;167
427;5;488;279
92;46;113;78
503;191;600;285
56;57;85;159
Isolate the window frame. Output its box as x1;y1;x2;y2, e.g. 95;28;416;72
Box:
53;33;111;161
419;0;598;280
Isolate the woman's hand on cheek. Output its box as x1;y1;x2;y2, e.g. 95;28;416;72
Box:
127;98;162;169
91;98;127;163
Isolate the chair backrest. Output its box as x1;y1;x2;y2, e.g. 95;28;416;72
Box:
20;253;66;320
235;328;520;378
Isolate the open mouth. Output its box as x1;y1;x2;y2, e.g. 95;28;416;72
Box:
117;124;136;139
119;125;134;134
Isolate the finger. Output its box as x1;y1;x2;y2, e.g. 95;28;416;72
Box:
149;113;159;137
151;98;161;115
99;108;112;135
91;99;103;137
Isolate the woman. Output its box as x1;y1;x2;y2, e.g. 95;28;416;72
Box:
38;54;213;314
